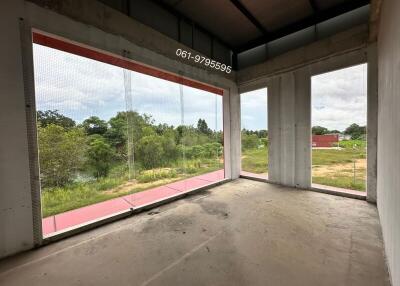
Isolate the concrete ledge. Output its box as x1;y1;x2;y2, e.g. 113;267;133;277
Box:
240;174;269;183
240;176;367;201
310;184;367;200
42;178;231;245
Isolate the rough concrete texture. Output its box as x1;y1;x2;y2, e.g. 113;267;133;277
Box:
0;179;390;286
0;0;240;259
0;0;35;258
267;68;311;188
377;0;400;284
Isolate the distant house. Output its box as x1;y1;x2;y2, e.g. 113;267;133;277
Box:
312;134;339;147
339;134;352;141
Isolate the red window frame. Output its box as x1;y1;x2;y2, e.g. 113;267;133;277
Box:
32;31;224;96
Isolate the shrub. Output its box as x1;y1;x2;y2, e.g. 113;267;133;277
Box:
86;137;115;178
260;138;268;147
161;135;178;162
242;133;259;150
137;168;177;183
136;135;164;169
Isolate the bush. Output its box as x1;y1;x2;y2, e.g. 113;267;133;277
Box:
137;168;177;183
242;133;259;150
136;135;164;169
161;135;178;162
260;138;268;147
86;137;115;178
338;140;366;149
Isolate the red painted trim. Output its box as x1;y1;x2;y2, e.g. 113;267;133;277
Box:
32;32;223;96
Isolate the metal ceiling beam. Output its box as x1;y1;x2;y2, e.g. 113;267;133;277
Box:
230;0;268;35
235;0;370;53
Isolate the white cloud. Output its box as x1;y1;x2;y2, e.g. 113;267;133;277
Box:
33;44;365;133
33;44;223;129
312;64;367;131
241;88;268;130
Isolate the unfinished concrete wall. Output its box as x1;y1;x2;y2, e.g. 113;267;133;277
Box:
0;0;239;259
266;68;311;188
377;0;400;284
0;0;35;258
237;25;373;192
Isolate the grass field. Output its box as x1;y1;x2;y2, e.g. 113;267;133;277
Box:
42;159;223;217
241;140;366;192
42;140;367;217
241;148;269;174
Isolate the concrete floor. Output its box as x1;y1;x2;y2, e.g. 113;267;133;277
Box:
0;179;390;286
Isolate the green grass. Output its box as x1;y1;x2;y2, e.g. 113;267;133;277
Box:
241;140;367;191
43;140;368;217
312;148;365;166
313;175;365;191
241;147;268;174
42;158;223;217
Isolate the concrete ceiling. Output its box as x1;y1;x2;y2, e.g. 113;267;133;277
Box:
159;0;370;52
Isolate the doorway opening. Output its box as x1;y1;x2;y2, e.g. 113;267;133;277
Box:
311;64;367;193
240;88;268;180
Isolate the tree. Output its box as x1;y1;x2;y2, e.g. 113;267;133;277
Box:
105;111;152;155
161;131;178;162
38;124;86;187
344;123;366;140
312;126;329;135
86;137;114;178
37;110;75;129
82;116;108;135
136;135;164;169
197;119;211;135
105;113;127;151
258;130;268;138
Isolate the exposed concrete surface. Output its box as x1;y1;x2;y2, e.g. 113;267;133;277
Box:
238;42;378;200
0;0;240;259
267;68;311;188
367;43;378;203
377;0;400;284
0;0;35;258
0;179;389;286
26;0;234;82
236;24;368;86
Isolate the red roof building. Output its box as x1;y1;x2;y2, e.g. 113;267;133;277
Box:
312;134;339;147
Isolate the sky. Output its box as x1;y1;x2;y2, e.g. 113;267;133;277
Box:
241;88;268;131
33;43;366;133
33;44;222;130
312;63;367;132
241;64;367;132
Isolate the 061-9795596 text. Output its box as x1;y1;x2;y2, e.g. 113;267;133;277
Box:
176;48;232;74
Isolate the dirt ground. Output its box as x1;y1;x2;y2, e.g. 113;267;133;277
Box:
312;159;366;179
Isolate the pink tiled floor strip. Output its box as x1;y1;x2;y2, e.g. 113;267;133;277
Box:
42;170;224;236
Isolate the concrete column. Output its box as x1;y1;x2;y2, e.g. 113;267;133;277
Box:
280;73;296;186
294;68;312;188
367;43;378;203
268;69;311;188
267;76;282;183
0;0;35;258
225;86;241;179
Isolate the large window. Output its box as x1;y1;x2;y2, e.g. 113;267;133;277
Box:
240;88;268;179
311;64;367;192
33;34;224;237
